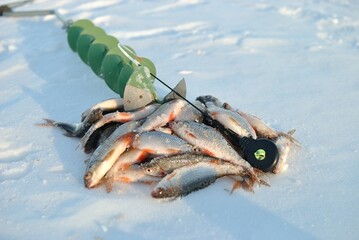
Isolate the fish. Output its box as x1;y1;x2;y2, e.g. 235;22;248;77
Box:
272;134;294;174
36;108;103;137
224;105;300;146
142;153;217;177
80;103;160;150
82;123;120;154
151;160;252;199
207;106;257;139
174;100;205;122
196;95;256;138
169;121;260;184
169;121;251;168
236;110;278;139
84;121;141;188
132;131;194;156
136;99;187;133
81;98;124;121
104;149;149;192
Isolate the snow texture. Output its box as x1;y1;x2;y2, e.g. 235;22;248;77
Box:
1;0;359;239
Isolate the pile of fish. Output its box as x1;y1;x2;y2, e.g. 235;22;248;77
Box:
38;95;299;199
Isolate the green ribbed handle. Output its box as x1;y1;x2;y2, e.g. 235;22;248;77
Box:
67;19;158;106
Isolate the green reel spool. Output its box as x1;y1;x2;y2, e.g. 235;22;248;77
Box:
66;19;158;110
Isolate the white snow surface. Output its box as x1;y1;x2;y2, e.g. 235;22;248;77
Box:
1;0;359;239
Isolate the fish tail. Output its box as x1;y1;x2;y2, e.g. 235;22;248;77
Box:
252;169;270;187
228;176;254;193
230;179;241;193
35;119;79;137
245;168;262;187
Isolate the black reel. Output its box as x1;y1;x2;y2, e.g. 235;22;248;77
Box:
237;137;279;172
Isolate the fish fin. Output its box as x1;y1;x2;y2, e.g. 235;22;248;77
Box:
228;176;254;193
278;131;301;148
260;179;271;187
137;151;149;162
118;112;133;122
201;149;215;157
119;132;136;143
243;176;255;193
252;169;270;187
287;129;296;135
168;111;177;122
210;112;218;118
120;163;132;171
35;118;56;127
117;176;132;183
141;148;157;154
230;180;241;194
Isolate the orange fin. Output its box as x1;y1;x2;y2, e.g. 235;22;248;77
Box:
117;176;132;183
34;118;56;127
230;180;241;194
202;149;214;157
168;111;177;121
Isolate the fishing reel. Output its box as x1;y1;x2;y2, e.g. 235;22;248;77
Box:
237;136;279;172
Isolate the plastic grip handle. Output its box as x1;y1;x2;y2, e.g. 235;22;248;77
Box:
66;19;157;98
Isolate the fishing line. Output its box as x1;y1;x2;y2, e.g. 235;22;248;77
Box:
1;0;280;172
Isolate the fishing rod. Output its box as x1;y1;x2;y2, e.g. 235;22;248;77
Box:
1;0;279;172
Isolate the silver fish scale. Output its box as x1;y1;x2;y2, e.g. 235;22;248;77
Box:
133;131;194;154
155;164;218;197
272;135;291;174
153;161;245;198
137;99;187;132
174;101;205;122
142;153;217;176
207;106;257;138
86;121;140;170
81;103;159;148
169;121;250;167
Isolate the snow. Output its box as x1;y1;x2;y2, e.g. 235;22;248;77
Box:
1;0;359;239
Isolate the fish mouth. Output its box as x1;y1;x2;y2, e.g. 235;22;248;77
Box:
151;187;167;198
151;187;177;199
84;172;95;188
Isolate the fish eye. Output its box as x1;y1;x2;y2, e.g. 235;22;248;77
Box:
146;168;152;173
